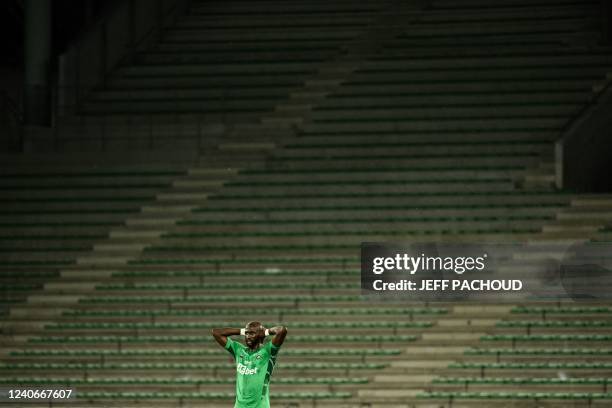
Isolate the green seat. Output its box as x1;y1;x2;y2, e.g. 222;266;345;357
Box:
78;391;352;399
418;391;612;399
95;282;358;290
449;362;612;369
511;306;612;314
497;320;612;328
11;349;399;357
63;307;446;317
79;295;361;303
0;376;367;385
482;334;612;341
433;377;612;385
28;335;418;343
46;321;432;329
465;348;612;356
0;362;385;370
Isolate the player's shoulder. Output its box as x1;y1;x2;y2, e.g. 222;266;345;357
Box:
266;340;281;353
225;337;245;351
233;338;247;350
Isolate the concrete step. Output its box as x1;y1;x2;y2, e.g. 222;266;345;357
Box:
260;116;305;126
345;75;604;91
278;143;552;157
162;218;545;235
10;304;434;318
185;206;561;222
431;0;593;8
349;66;610;83
541;224;602;234
358;389;422;399
90;87;293;101
390;31;599;48
420;332;485;345
534;231;598;241
0;251;83;262
0;176;178;188
0;214;137;225
301;117;565;133
233;169;528;183
400;18;596;37
0;225;115;235
117;60;325;77
171;179;225;189
107;229;164;240
75;256;133;266
360;54;612;71
0;188;163;199
44;286;360;299
379;43;612;59
106;75;306;90
570;196;612;207
137;233;537;247
217;142;276;151
260;156;543;171
295;130;558;144
317;92;592;107
80;99;281;115
177;14;374;27
429;382;612;393
135;49;340;65
332;78;596;95
163;30;361;43
138;204;196;214
155;39;348;52
155;192;209;202
181;168;238;178
524;172;555;184
216;180;516;195
558;208;612;221
308;105;580;121
203;193;572;208
188;2;385;14
408;9;596;27
0;157;189;170
53;274;358;286
68;112;263;125
373;374;437;387
0;239;98;250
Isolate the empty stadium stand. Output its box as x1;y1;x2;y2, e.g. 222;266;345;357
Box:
2;0;612;407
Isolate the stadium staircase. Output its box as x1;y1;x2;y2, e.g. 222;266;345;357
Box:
2;0;612;407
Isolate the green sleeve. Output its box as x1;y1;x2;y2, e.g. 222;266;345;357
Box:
225;337;238;360
269;340;281;356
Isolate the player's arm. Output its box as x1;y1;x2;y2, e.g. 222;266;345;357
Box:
267;325;288;347
211;327;241;348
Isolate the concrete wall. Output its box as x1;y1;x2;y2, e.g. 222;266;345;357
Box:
556;83;612;193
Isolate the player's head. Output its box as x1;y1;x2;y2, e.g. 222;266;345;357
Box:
244;321;264;349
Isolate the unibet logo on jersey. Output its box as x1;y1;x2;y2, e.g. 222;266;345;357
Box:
225;337;281;408
237;362;258;375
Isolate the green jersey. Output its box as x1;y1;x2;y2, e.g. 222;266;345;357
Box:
225;337;281;408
